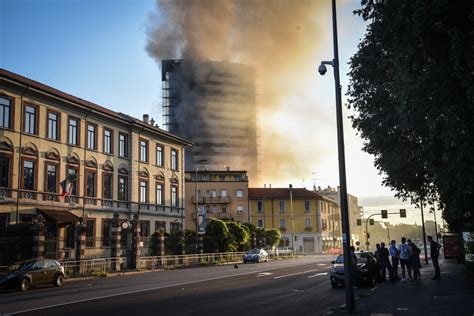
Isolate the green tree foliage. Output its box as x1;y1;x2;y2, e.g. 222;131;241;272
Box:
264;229;281;247
203;219;234;252
348;0;474;230
227;221;250;251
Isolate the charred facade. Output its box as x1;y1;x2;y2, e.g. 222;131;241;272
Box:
162;59;259;184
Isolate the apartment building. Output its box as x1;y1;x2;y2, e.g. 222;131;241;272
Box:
248;187;323;254
184;169;249;231
0;69;191;265
318;195;342;252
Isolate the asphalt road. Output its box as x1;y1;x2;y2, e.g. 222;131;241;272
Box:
0;255;346;316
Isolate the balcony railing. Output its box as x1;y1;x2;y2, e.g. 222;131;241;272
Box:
191;196;231;204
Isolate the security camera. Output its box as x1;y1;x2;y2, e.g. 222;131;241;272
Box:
318;63;327;76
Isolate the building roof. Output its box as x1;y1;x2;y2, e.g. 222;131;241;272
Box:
0;68;192;146
248;188;325;200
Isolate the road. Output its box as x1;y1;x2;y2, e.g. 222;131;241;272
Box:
0;255;346;316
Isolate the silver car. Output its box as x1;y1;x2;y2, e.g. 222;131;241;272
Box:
243;248;269;263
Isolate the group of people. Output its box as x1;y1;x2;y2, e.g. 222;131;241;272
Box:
373;235;441;283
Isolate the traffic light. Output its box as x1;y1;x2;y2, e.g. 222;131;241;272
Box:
400;209;406;218
356;219;362;226
381;209;388;219
369;219;375;225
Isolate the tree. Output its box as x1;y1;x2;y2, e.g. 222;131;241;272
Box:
348;0;474;231
203;219;234;253
264;229;281;248
227;222;250;251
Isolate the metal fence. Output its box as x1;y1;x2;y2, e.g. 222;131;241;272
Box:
137;252;247;270
60;257;126;277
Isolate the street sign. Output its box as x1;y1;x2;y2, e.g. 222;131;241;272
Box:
356;219;362;226
400;209;406;218
369;219;375;225
381;209;388;218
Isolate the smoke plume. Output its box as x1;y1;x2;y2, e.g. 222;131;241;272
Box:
146;0;331;186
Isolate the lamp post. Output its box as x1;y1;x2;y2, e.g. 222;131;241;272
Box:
289;184;294;252
194;159;207;254
318;0;355;312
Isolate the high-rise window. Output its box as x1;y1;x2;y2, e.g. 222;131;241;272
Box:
86;171;96;197
24;105;37;135
257;219;264;228
221;190;227;197
236;189;243;198
140;181;148;203
237;205;244;214
46;164;57;192
305;218;311;228
156;145;163;166
0;96;12;128
23;160;35;190
118;176;128;201
102;220;112;247
119;133;128;157
68;118;79;145
156;183;163;205
171;149;178;170
87;124;96;150
47;111;59;140
257;201;264;212
139;139;148;162
0;156;10;187
103;174;112;199
171;186;178;207
103;129;112;154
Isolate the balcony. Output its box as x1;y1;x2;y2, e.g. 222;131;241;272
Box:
191;196;231;204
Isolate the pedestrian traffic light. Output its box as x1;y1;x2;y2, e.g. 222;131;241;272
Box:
400;209;406;218
356;219;362;226
381;209;388;219
369;219;374;225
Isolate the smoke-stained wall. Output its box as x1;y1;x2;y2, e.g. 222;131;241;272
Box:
162;59;259;183
147;0;330;186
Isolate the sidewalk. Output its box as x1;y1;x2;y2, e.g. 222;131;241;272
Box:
328;259;474;316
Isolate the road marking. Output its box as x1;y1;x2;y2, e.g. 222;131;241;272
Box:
7;264;317;315
396;308;409;311
308;272;328;278
317;263;328;266
274;269;320;279
257;272;273;277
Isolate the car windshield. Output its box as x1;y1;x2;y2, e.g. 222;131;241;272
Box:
8;261;35;271
249;249;260;254
335;255;344;264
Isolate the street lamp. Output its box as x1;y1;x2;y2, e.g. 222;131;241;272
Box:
194;159;207;254
289;184;294;252
318;0;355;312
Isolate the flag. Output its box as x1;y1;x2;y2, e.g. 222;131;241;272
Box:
59;177;74;200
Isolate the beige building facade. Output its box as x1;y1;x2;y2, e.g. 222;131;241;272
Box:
184;170;249;230
0;69;191;263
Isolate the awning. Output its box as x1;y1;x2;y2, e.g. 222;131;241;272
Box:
37;208;81;225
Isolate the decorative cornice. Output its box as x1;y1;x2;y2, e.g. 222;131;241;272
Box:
66;155;80;165
118;166;128;175
103;161;114;172
45;151;60;161
22;146;38;156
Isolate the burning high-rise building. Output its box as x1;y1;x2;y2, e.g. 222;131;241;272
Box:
162;59;260;184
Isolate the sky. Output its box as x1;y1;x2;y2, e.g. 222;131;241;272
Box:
0;0;443;227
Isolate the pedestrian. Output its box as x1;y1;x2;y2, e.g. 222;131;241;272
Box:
427;236;441;280
374;243;382;282
398;237;412;281
379;242;393;282
409;241;422;281
389;240;400;280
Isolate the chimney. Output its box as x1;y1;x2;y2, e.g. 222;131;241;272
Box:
150;118;155;126
264;184;266;188
143;114;149;124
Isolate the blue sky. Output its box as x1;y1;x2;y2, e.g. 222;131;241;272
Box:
0;0;443;225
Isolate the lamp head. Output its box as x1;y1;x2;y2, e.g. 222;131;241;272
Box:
318;63;327;76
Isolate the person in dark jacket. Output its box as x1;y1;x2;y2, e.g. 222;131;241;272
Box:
389;240;400;280
427;236;441;279
379;242;392;282
409;240;422;281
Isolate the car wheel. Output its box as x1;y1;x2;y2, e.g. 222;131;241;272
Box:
331;282;338;288
54;274;64;287
19;278;30;292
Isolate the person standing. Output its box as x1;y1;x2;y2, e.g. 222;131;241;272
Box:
398;237;412;281
379;242;392;282
409;240;422;281
389;240;400;280
374;243;382;282
428;235;441;280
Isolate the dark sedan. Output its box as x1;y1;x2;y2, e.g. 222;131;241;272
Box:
329;251;378;288
0;259;65;291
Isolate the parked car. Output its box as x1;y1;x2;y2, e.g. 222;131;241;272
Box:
329;251;378;288
0;259;65;291
243;248;269;263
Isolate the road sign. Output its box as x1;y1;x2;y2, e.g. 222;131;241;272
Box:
369;219;375;225
381;209;388;218
400;209;406;218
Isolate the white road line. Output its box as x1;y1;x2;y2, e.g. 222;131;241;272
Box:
274;269;320;279
317;263;328;266
257;272;273;277
308;272;328;278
